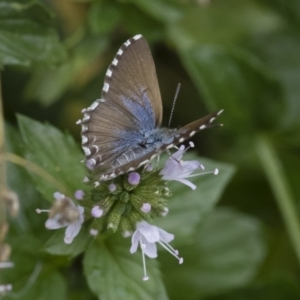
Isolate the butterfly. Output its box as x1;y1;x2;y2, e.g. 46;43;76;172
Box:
77;34;223;181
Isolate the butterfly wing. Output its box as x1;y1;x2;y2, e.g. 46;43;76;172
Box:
78;34;163;171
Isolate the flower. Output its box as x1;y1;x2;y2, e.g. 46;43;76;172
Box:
127;172;141;185
130;221;183;281
160;145;218;190
91;205;104;218
74;190;85;200
40;192;84;244
140;203;151;213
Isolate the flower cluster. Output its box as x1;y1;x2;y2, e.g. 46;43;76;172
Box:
38;145;218;280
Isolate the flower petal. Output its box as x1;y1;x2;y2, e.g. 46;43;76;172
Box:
77;206;85;223
130;231;140;254
180;160;201;174
64;221;82;244
137;221;160;243
45;217;67;229
143;240;158;258
157;228;174;243
176;178;197;190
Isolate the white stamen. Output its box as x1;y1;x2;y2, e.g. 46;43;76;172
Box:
158;241;183;263
36;208;49;214
186;169;218;178
140;239;149;281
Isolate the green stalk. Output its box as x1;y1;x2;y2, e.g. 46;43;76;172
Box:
0;73;6;228
256;135;300;264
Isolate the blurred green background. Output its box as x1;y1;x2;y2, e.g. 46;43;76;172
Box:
1;0;300;299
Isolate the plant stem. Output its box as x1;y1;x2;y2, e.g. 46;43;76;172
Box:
0;73;6;228
256;135;300;264
0;152;69;195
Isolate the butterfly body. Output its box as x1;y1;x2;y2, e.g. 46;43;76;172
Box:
77;34;223;181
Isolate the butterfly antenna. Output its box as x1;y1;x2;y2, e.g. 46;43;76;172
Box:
168;83;181;128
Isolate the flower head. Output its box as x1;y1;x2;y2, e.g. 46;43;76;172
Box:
38;192;84;244
130;221;183;280
127;172;141;185
160;145;218;190
74;190;85;200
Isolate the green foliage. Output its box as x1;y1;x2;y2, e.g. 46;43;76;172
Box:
2;0;300;299
161;208;266;299
17;115;85;201
84;236;168;300
0;0;66;67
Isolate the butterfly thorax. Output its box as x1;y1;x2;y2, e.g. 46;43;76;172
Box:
142;127;176;147
111;127;176;171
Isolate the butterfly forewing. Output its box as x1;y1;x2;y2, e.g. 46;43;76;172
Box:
103;34;163;127
78;35;162;171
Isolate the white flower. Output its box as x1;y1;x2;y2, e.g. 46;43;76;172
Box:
160;145;218;190
130;221;183;281
41;192;84;244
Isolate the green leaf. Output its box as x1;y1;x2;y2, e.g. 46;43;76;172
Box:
17;115;85;202
207;276;300;300
25;35;108;106
44;226;90;258
252;31;300;130
0;0;67;67
2;235;67;300
167;0;281;49
156;154;235;246
130;0;182;23
3;271;67;300
88;1;120;35
180;46;285;133
161;208;266;300
120;5;164;41
5;124;49;235
84;235;168;300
